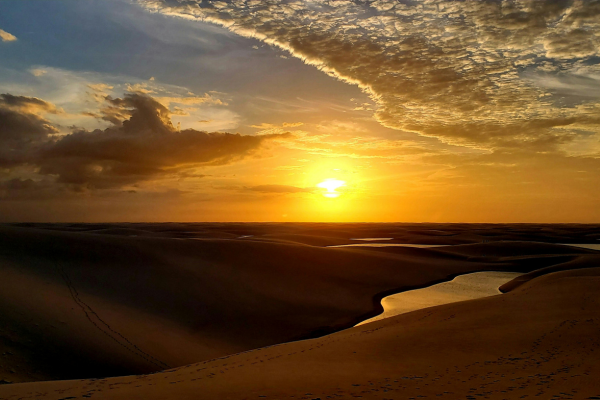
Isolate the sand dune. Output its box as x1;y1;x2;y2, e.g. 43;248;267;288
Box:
1;263;598;399
0;223;598;394
10;222;600;245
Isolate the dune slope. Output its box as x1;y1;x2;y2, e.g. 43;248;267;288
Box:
1;265;599;399
0;223;598;385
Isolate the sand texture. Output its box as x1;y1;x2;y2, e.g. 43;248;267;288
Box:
0;263;598;399
0;223;598;398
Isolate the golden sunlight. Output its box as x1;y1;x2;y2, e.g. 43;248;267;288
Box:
316;179;346;198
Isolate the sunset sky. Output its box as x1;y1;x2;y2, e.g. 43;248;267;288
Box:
1;0;600;222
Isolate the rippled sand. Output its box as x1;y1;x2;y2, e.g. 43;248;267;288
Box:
357;271;522;326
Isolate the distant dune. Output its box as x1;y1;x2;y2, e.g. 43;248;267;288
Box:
10;222;600;245
0;223;599;398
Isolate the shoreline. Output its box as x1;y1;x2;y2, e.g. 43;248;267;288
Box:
356;271;522;326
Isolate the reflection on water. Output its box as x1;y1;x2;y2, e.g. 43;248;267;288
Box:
330;243;448;248
356;271;522;326
351;238;394;241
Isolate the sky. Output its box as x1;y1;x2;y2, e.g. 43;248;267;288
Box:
1;0;600;222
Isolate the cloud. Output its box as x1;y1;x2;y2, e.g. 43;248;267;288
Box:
155;93;226;107
0;93;62;115
251;122;303;137
529;72;600;100
0;28;17;42
0;92;290;189
0;94;60;167
126;82;156;94
0;65;239;133
30;69;47;77
278;120;434;160
0;177;70;200
143;0;600;151
247;184;314;194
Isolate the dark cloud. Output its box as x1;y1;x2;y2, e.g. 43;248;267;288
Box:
0;94;60;167
544;28;598;59
0;108;56;143
247;184;314;194
0;92;290;190
0;177;76;201
1;178;37;191
0;94;61;114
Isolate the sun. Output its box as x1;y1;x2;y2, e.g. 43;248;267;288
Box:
317;179;346;198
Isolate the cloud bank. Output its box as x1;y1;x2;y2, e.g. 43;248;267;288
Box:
0;92;289;192
142;0;600;151
0;94;60;167
247;184;314;194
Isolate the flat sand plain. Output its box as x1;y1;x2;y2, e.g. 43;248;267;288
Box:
0;223;598;399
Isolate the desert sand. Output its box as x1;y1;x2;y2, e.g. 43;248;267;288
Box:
0;223;599;399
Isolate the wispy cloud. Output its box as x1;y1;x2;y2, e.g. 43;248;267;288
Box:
0;28;17;42
246;184;314;194
0;66;241;133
